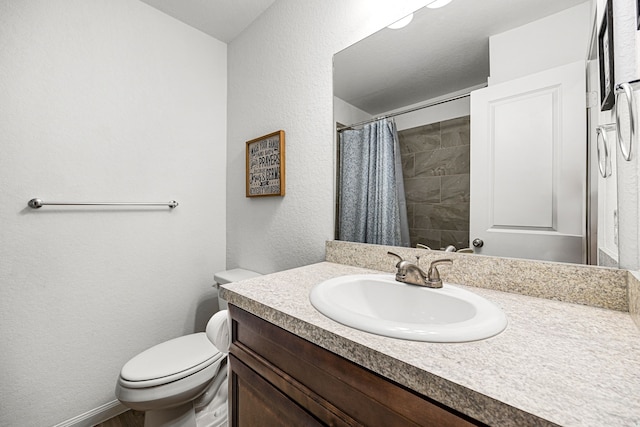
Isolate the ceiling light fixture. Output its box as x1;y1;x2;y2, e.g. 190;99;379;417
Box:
387;13;414;30
427;0;453;8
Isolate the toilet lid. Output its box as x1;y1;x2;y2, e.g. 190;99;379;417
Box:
214;268;261;285
121;333;221;384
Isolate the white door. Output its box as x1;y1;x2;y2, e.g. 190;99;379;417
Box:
470;60;586;263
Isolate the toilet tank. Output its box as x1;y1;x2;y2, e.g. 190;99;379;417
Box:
214;268;261;310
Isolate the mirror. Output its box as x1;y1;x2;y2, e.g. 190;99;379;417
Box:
334;0;617;266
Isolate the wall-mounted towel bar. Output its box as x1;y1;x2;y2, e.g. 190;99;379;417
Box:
27;198;178;209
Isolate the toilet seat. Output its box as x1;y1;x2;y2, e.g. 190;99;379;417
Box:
119;333;223;388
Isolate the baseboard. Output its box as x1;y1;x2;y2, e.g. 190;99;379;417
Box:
52;400;128;427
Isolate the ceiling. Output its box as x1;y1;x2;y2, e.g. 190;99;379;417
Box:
139;0;276;43
138;0;590;114
334;0;590;115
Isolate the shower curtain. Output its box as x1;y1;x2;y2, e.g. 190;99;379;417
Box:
338;118;410;247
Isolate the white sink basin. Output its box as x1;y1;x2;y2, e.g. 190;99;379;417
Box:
309;274;507;343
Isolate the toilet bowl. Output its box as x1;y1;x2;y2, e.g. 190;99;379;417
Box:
116;333;227;427
115;268;261;427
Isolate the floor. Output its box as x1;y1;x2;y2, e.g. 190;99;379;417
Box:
94;410;144;427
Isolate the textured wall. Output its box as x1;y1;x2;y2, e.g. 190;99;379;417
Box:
609;0;640;270
0;1;227;425
226;0;434;274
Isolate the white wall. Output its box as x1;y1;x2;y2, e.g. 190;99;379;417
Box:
586;0;619;266
381;88;475;131
0;1;227;425
334;96;372;128
226;0;435;274
608;0;640;270
488;2;592;84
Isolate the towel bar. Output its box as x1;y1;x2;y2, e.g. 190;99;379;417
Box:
27;198;178;209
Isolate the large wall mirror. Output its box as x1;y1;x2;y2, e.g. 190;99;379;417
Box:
334;0;619;266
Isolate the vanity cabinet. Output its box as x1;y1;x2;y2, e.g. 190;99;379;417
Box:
228;305;485;427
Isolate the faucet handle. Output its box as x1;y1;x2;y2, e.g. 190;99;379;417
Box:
388;251;414;270
387;252;411;268
427;258;453;287
387;251;405;266
387;252;415;279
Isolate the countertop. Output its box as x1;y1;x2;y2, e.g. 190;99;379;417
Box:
220;261;640;426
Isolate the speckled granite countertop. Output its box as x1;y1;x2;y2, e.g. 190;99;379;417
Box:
221;262;640;426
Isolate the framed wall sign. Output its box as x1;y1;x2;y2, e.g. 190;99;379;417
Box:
598;0;615;111
246;130;285;197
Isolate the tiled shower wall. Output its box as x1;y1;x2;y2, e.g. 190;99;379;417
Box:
398;116;470;250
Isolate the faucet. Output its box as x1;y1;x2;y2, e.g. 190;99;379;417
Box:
456;248;474;254
417;243;473;254
387;252;453;289
444;245;474;254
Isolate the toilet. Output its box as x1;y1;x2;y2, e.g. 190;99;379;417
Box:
214;268;262;310
115;268;261;427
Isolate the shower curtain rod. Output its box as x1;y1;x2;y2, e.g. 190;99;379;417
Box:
337;87;485;132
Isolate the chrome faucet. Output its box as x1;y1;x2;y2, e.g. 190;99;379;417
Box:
387;252;453;289
416;243;473;254
425;258;454;288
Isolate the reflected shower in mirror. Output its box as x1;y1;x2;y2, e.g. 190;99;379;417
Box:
334;0;614;265
337;118;410;247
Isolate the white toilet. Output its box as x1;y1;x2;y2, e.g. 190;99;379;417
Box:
115;268;261;427
213;268;263;310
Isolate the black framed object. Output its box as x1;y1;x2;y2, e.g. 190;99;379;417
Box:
598;0;615;111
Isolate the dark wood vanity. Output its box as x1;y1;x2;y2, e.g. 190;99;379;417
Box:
228;305;485;426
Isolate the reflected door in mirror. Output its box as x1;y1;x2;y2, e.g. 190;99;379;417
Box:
470;61;586;264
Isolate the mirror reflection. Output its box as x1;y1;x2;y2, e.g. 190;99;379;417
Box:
333;0;616;266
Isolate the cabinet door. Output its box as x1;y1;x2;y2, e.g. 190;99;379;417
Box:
230;354;323;427
229;305;484;427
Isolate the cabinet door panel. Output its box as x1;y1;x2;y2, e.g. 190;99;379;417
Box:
230;305;484;427
230;354;323;427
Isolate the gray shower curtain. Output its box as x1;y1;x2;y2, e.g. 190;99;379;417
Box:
338;118;410;246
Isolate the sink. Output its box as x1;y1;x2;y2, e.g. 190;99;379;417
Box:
309;274;507;343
